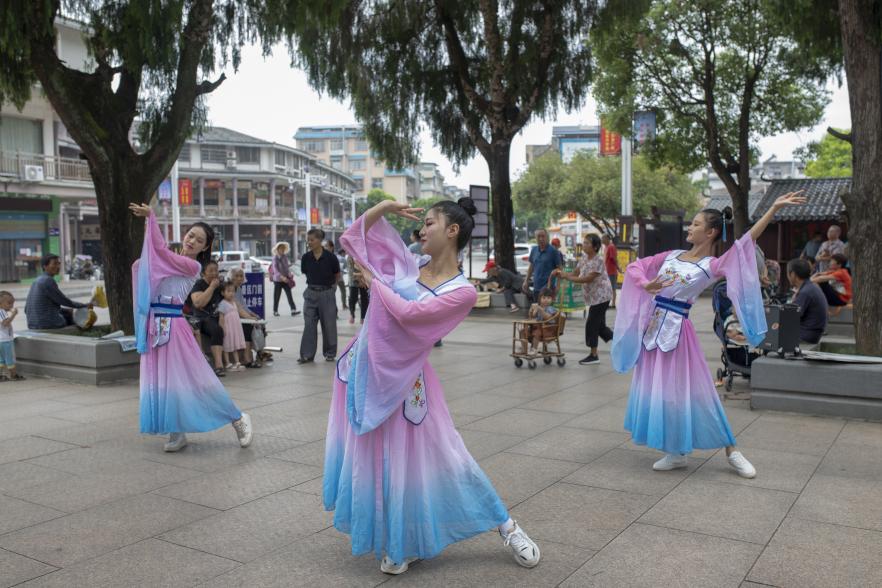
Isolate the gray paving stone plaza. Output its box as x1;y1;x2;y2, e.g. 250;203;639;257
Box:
1;302;881;587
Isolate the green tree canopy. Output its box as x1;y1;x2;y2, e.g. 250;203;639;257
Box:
0;0;337;332
513;152;701;236
798;129;852;177
290;0;597;272
591;0;829;237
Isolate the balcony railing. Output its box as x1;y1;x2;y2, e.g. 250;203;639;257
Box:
0;150;92;183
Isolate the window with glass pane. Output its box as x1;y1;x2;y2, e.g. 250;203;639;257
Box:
354;140;368;151
330;156;343;170
350;159;365;171
304;141;324;152
177;144;191;163
0;116;43;154
330;139;343;151
202;146;227;163
371;178;384;189
236;146;259;163
275;150;286;166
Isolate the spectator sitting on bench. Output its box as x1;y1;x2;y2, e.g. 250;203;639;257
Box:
810;253;852;317
25;254;93;330
481;261;525;313
787;258;828;345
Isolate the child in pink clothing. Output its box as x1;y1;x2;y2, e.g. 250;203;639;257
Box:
219;282;246;371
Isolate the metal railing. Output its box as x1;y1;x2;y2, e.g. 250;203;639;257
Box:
0;150;92;183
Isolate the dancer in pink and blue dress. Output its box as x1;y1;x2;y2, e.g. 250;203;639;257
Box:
324;197;541;575
611;192;805;476
129;203;253;453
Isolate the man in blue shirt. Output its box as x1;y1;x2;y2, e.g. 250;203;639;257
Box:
522;229;562;302
25;255;92;330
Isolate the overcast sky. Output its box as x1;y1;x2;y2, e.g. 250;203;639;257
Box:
204;43;851;190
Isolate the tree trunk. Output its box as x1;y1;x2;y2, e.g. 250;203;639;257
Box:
838;0;882;356
485;139;516;271
89;157;147;335
728;183;751;239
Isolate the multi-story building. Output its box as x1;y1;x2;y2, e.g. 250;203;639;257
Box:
525;144;554;165
698;155;806;198
443;185;469;201
552;125;601;163
0;18;99;282
172;127;356;257
418;162;446;200
294;125;419;202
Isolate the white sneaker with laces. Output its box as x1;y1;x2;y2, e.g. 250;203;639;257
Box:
380;556;418;575
233;413;253;448
163;433;188;452
500;521;540;568
652;453;688;471
727;450;756;478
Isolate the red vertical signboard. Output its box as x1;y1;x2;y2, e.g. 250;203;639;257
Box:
178;179;193;206
310;208;320;225
599;125;622;156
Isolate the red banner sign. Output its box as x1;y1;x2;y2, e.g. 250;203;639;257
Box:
178;179;193;206
600;125;622;156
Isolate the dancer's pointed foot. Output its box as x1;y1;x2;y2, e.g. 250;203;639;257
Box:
163;433;188;452
233;413;253;448
500;521;540;568
380;556;418;575
653;453;688;471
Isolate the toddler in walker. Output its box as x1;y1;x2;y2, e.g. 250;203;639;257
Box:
523;287;559;355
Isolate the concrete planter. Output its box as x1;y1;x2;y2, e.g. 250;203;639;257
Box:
14;329;139;386
826;307;854;337
751;352;882;421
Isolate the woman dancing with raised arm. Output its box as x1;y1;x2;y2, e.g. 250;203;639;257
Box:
324;197;541;575
611;192;805;476
130;203;253;453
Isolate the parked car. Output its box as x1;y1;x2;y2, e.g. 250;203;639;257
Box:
212;251;261;274
488;243;532;274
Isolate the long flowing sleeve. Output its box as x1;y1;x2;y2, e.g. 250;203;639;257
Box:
339;214;474;434
610;251;668;373
709;234;767;347
132;212;201;353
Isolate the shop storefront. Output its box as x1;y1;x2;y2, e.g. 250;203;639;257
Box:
0;195;57;282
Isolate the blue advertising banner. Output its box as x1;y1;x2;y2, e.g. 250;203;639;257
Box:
242;272;265;319
158;178;172;202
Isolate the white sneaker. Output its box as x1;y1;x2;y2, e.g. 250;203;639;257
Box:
500;521;540;568
727;450;756;478
231;363;244;372
163;433;188;452
652;454;688;471
233;413;253;448
380;556;418;575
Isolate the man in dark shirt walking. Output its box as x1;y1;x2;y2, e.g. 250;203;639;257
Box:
299;228;341;363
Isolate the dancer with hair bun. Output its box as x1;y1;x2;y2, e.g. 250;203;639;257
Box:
324;197;541;575
611;192;805;477
130;203;253;453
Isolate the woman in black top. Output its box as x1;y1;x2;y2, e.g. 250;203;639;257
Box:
187;260;227;376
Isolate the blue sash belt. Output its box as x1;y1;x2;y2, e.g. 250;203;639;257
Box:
150;302;183;318
654;296;691;318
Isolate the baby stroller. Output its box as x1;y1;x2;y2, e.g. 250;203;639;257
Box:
712;279;761;392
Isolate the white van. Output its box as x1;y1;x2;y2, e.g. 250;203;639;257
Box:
212;251;261;274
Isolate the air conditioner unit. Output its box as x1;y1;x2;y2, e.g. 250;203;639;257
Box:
23;165;45;182
225;150;237;169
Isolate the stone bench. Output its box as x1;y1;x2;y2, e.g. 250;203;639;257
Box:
14;329;139;386
826;307;854;337
751;353;882;421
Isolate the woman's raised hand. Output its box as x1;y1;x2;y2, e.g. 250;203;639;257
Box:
772;190;806;209
643;275;673;294
384;200;424;222
129;203;152;218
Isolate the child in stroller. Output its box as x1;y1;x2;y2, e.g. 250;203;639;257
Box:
712;279;761;392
